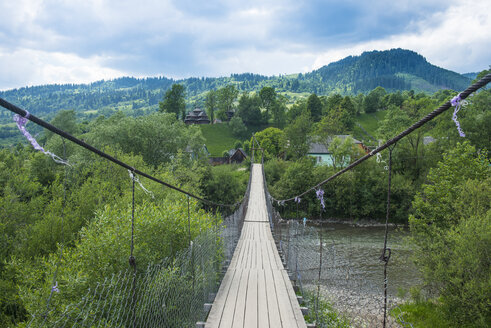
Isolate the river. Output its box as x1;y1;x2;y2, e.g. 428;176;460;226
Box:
278;221;421;326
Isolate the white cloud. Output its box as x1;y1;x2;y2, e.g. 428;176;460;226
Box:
312;1;491;73
201;47;316;77
0;0;489;90
0;48;127;90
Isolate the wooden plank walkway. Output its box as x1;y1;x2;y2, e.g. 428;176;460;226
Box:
205;164;307;328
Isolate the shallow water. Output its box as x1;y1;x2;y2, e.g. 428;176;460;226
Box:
279;222;421;326
315;223;420;296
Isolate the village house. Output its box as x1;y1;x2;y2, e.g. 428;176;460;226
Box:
184;108;210;124
307;135;368;166
227;148;247;164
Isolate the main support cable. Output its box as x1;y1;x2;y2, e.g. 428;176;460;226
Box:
273;73;491;203
0;98;241;208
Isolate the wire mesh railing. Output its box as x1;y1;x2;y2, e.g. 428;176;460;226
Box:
26;193;248;328
270;214;414;328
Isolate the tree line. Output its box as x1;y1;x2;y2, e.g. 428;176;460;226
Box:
0;109;249;326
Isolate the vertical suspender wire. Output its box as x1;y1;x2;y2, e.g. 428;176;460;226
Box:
187;195;192;246
39;140;67;328
214;205;219;287
188;195;195;291
316;200;323;324
129;171;137;328
381;146;395;328
130;171;136;267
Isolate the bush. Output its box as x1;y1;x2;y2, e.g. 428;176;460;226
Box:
10;199;219;320
409;142;490;327
229;116;247;138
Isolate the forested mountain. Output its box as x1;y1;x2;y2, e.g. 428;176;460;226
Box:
0;49;471;126
462;72;478;80
303;49;471;94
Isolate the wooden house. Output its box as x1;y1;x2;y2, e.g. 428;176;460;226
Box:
228;148;247;164
307;135;366;166
184;108;210;125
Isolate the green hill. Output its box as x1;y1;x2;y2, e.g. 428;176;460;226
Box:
304;49;470;94
0;49;470;119
200;124;239;157
0;49;474;146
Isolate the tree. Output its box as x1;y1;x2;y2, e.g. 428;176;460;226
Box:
216;85;239;120
378;98;434;180
328;136;355;169
363;86;386;113
86;112;204;167
386;91;404;108
45;110;80;141
159;84;186;120
259;87;276;114
229;116;247;138
287;99;306;123
258;86;285;127
272;95;287;129
352;93;364;116
205;90;217;124
258;87;287;128
472;67;490;84
409;142;490;327
236;93;263;126
306;93;323;122
253;127;285;159
324;94;343;115
271;158;315;201
284;113;312;159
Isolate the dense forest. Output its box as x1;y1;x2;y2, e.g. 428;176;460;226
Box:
304;49;471;94
0;49;471;129
0;111;249;326
0;57;488;326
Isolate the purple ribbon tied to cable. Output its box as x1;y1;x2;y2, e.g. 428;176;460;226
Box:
51;281;59;293
294;196;301;204
316;188;325;210
13;112;70;165
450;94;467;137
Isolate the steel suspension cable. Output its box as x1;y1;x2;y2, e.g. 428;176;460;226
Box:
273;73;491;203
0;97;242;208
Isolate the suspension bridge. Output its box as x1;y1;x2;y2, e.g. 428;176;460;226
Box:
0;73;489;327
203;164;307;328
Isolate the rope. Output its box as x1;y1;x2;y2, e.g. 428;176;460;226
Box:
38;140;68;328
272;73;491;203
129;172;136;268
316;218;323;325
0;97;242;208
380;145;394;328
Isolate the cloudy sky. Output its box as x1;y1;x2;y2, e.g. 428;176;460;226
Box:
0;0;489;90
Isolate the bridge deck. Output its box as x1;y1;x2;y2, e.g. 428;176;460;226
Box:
205;164;307;328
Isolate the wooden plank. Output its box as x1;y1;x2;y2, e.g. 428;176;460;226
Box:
273;269;298;328
264;266;282;327
281;269;307;327
232;270;249;328
229;238;244;269
244;269;258;327
205;268;237;328
237;239;249;268
256;241;262;270
263;238;280;271
218;269;245;327
261;241;270;270
246;240;253;269
268;237;284;270
257;269;269;327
